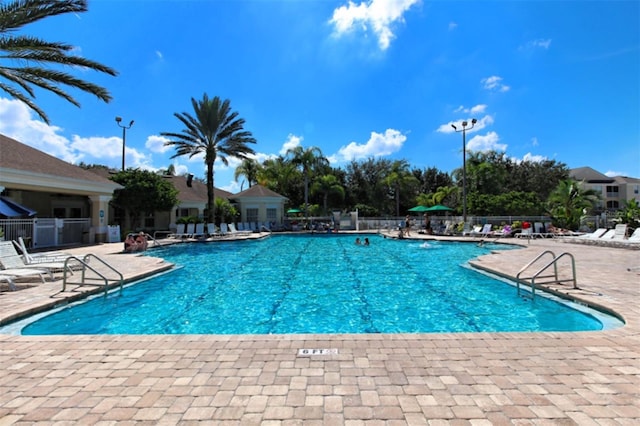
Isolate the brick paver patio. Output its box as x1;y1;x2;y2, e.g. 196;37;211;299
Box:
1;234;638;424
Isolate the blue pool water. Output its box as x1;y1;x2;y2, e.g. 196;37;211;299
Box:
19;234;606;335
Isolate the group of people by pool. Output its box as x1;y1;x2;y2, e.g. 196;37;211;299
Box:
124;232;148;253
355;237;370;246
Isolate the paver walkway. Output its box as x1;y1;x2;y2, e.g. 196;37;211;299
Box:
0;234;638;424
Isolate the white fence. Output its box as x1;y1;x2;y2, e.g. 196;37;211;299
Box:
0;218;91;249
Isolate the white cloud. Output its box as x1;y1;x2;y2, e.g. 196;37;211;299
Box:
605;170;626;177
531;137;539;147
332;128;407;162
145;135;172;154
329;0;420;50
454;104;487;114
481;76;510;92
520;38;552;51
466;131;507;152
0;96;152;168
522;152;546;163
279;133;303;156
448;21;457;31
437;115;494;134
155;50;164;60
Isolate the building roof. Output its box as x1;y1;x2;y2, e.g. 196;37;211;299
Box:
570;167;614;183
0;134;121;195
0;134;117;184
162;175;233;203
232;184;287;200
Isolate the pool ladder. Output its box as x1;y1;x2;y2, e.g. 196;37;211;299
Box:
516;250;577;300
62;254;123;295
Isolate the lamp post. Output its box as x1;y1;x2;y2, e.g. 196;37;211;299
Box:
115;116;134;171
451;118;477;224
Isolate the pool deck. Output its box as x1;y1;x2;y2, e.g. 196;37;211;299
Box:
1;233;638;424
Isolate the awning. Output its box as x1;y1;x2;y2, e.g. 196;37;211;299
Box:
0;196;37;218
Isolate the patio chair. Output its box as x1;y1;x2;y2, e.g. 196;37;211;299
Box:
172;223;187;239
0;274;16;291
228;223;252;236
0;241;65;278
207;223;221;238
193;223;206;238
612;224;628;241
14;237;72;264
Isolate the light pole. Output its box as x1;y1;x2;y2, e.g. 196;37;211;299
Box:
451;118;477;224
115;116;134;171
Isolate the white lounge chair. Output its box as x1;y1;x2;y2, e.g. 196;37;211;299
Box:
577;228;608;239
15;237;71;264
193;223;206;238
173;223;187;239
185;223;195;238
219;223;229;236
228;223;251;236
0;241;63;278
207;223;221;238
599;229;615;240
0;273;16;291
612;224;628;241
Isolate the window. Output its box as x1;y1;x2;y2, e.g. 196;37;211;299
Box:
634;185;639;195
606;200;619;209
606;186;619;197
246;208;259;223
176;208;189;218
266;208;277;223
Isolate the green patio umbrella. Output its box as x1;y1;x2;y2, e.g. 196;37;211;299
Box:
424;204;454;212
286;208;302;214
407;205;430;212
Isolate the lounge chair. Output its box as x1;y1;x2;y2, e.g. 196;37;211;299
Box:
0;273;16;291
14;237;71;264
207;223;221;238
576;228;608;239
193;223;206;238
612;224;628;241
599;229;615;240
185;223;195;238
219;223;229;236
465;225;482;236
228;223;252;236
172;223;187;239
0;241;64;278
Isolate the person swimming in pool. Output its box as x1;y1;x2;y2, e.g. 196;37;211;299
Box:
355;237;361;245
364;237;370;246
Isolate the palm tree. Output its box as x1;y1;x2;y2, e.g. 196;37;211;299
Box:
0;0;117;124
234;157;260;190
286;146;328;219
382;160;418;216
547;179;600;230
311;174;345;215
161;94;256;224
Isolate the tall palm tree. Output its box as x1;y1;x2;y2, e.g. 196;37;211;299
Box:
286;146;328;219
161;94;256;223
234;157;260;190
382;160;418;216
0;0;117;124
311;174;345;215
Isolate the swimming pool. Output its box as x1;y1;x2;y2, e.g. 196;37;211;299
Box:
18;234;610;335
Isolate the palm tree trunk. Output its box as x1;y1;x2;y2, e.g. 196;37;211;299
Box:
206;161;215;224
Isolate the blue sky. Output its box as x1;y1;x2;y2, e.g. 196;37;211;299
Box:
1;0;638;193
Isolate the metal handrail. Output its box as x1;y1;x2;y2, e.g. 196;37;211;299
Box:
62;254;123;295
516;251;578;299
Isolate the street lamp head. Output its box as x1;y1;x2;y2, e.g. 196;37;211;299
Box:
451;124;457;130
461;121;468;127
129;120;135;127
471;118;477;125
115;116;122;123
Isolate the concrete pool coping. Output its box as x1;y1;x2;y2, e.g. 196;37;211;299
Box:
1;232;639;423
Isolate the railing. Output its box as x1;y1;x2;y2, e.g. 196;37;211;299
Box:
0;218;91;248
62;254;123;295
516;250;578;300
